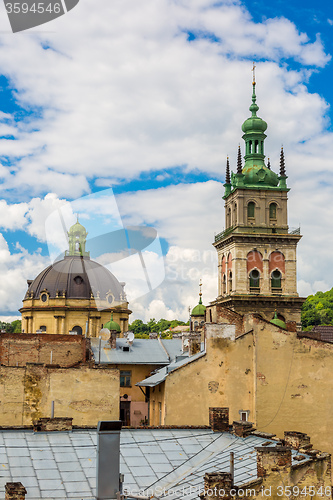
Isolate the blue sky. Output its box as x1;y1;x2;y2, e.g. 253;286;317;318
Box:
0;0;332;320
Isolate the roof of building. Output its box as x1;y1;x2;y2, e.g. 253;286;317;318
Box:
191;296;206;316
90;337;183;365
0;428;313;500
137;350;205;387
298;326;333;344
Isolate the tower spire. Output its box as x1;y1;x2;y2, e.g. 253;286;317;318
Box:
199;279;202;305
280;147;286;177
237;145;242;174
226;157;231;184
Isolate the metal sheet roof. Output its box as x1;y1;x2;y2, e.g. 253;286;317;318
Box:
0;428;312;500
90;338;183;365
137;351;206;387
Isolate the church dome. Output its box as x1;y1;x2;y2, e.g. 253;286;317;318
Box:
26;255;123;301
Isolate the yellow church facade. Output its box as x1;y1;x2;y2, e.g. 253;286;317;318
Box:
20;219;131;336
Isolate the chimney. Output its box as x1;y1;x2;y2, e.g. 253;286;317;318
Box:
232;420;254;437
182;333;189;352
96;420;122;500
33;417;73;432
189;333;201;356
209;407;229;432
256;446;292;478
109;332;117;350
5;483;27;500
200;472;235;500
284;431;311;450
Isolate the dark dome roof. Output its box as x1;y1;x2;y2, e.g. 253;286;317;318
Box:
26;256;123;300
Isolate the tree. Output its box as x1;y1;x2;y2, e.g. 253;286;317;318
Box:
301;288;333;330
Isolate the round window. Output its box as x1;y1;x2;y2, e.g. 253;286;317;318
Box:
250;269;260;279
272;270;281;279
107;295;114;304
41;293;48;302
74;276;83;285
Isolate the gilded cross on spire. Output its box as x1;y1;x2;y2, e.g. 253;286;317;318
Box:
252;62;256;84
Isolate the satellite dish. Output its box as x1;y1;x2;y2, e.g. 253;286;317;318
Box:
127;332;135;345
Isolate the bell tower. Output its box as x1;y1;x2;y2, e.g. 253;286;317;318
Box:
212;77;304;325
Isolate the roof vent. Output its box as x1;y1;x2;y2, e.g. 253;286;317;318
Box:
122;346;130;352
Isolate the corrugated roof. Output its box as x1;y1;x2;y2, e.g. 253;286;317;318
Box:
90;338;183;365
0;428;311;500
137;350;206;387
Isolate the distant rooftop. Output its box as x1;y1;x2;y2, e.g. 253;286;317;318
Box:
90;337;183;365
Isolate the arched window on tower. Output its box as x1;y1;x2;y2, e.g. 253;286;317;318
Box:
222;274;226;295
247;202;255;220
249;141;252;154
269;202;277;220
271;269;282;290
227;207;231;228
255;140;258;153
249;269;260;291
228;271;232;293
233;203;237;225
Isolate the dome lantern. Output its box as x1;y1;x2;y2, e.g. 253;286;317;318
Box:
66;216;90;257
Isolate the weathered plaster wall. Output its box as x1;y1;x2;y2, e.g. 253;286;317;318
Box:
161;323;254;426
0;364;119;426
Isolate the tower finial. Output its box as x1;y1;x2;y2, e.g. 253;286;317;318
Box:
199;279;202;304
237;145;242;174
252;61;256;85
267;157;271;170
280;146;286;177
225;157;231;184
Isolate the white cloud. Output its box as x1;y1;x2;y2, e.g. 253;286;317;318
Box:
0;0;329;197
0;233;48;313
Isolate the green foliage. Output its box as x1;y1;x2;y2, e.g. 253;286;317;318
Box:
301;288;333;329
128;318;187;338
0;319;22;333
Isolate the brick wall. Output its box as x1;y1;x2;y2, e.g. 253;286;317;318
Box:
0;333;88;367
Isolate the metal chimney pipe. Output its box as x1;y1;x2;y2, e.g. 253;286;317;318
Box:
96;421;122;500
51;401;54;419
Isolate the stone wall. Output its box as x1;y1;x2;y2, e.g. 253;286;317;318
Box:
0;333;88;367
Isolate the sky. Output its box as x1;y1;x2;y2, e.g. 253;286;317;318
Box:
0;0;332;323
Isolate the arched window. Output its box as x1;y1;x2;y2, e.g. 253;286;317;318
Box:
255;140;258;153
249;269;260;289
269;203;277;219
72;325;83;335
40;326;47;332
271;269;282;289
228;271;232;293
233;203;237;225
222;274;226;294
247;202;255;219
227;207;231;228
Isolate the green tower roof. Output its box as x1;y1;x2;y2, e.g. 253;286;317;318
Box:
104;313;121;332
191;295;206;316
270;311;286;330
224;76;288;197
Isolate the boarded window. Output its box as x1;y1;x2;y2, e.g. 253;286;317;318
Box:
249;269;260;288
269;203;277;219
271;269;282;288
248;202;255;218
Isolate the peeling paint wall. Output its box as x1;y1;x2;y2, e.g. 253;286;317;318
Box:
0;364;119;426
